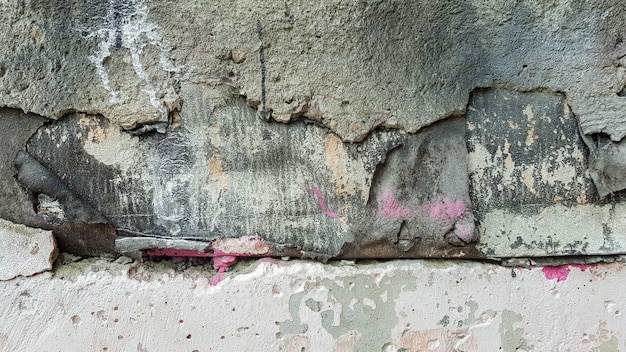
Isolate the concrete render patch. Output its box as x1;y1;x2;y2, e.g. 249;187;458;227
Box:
1;258;625;351
467;89;626;257
1;1;625;141
0;218;57;281
477;204;626;257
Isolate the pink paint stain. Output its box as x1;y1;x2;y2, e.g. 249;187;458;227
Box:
307;187;340;218
377;192;413;219
142;236;276;286
542;264;591;282
427;198;466;221
209;255;237;286
453;223;475;242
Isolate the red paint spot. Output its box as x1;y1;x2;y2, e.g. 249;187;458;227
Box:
307;187;340;218
571;264;591;272
377;192;413;218
542;264;592;282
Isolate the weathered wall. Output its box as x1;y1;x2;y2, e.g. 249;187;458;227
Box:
2;1;626;350
1;255;625;351
1;0;626;259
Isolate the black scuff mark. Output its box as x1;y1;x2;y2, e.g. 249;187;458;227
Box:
599;223;620;251
256;20;269;122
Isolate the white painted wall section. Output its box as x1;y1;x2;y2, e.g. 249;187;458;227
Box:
1;258;624;351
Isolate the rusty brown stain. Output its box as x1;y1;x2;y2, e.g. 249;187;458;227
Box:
324;134;357;196
333;330;361;352
394;328;463;351
207;155;229;188
78;115;108;142
280;335;310;352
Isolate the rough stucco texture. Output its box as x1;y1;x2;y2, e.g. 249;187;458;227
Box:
0;258;624;351
1;0;625;141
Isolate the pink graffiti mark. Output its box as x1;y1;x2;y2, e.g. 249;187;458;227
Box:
209;255;237;286
542;264;591;282
427;198;466;221
307;187;340;218
377;192;414;218
143;236;274;286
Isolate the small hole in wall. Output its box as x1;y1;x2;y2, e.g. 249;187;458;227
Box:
617;88;626;97
0;66;5;77
186;334;192;340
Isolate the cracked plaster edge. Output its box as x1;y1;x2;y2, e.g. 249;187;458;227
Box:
4;86;624;259
249;82;609;144
0;218;58;281
476;203;626;259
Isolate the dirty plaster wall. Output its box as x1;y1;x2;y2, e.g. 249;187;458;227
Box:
1;256;626;351
1;0;626;350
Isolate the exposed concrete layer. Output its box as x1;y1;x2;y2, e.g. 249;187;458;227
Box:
0;219;57;281
17;87;476;258
1;1;625;142
467;89;626;257
0;258;624;351
8;87;626;258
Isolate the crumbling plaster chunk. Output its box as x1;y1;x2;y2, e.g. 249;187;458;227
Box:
0;218;57;281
